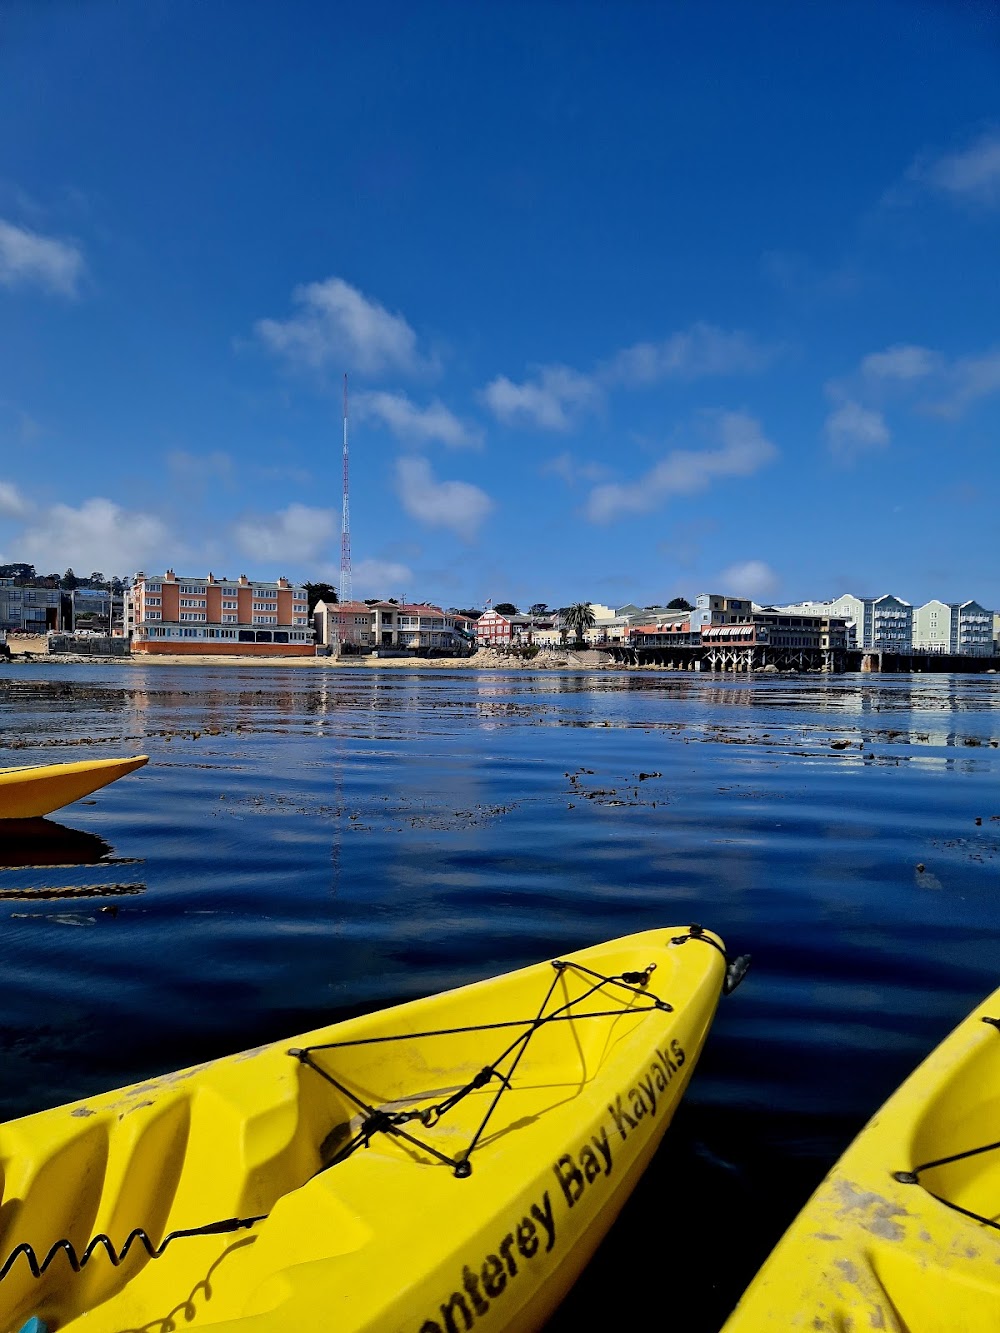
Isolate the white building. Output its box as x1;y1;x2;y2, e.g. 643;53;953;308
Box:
913;600;994;656
773;594;912;651
690;592;753;630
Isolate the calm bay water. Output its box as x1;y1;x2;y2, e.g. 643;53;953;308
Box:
1;662;998;1327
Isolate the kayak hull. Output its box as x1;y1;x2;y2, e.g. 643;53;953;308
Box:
0;927;726;1332
0;756;148;819
723;983;1000;1332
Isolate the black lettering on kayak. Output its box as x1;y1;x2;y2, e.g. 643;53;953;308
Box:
462;1266;489;1317
608;1094;637;1140
419;1192;557;1330
629;1086;647;1121
652;1061;667;1092
580;1142;600;1184
531;1192;556;1252
655;1045;677;1078
481;1253;507;1298
440;1290;473;1333
639;1074;656;1117
517;1217;538;1259
593;1126;612;1176
498;1232;518;1277
554;1153;584;1206
671;1038;686;1068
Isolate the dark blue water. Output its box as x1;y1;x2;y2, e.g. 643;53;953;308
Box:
1;663;998;1327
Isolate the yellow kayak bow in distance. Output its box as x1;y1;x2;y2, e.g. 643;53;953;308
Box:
0;756;148;820
723;983;1000;1332
0;926;747;1333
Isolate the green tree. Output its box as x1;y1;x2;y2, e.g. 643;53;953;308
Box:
304;582;338;613
667;597;693;611
529;602;549;616
494;602;518;615
61;568;79;591
564;602;596;643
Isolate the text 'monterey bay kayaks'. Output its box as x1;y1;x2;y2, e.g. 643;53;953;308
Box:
0;926;747;1333
723;982;1000;1332
0;756;148;820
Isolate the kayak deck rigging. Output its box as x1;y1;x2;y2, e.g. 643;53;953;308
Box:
293;955;673;1178
0;953;675;1287
891;1012;1000;1232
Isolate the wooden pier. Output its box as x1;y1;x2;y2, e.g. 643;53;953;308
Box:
604;644;999;674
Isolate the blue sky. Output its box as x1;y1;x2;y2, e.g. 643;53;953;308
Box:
1;0;998;610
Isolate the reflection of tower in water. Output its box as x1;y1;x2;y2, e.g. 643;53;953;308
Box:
316;673;347;901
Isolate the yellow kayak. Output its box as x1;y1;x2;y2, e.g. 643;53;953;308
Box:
0;926;744;1333
0;756;148;819
723;983;1000;1331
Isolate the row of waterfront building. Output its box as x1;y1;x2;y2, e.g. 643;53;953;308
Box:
474;593;999;657
3;570;998;661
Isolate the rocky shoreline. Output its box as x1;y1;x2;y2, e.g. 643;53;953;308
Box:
2;642;616;671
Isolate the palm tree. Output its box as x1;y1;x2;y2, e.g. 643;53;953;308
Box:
564;602;596;644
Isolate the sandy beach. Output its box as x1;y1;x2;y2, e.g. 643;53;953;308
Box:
3;636;612;670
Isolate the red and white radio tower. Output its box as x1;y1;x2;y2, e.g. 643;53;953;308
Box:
340;372;352;604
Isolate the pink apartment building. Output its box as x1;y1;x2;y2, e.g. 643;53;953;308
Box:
127;570;314;655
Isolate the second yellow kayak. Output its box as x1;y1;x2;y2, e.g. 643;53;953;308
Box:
723;983;1000;1331
0;755;148;819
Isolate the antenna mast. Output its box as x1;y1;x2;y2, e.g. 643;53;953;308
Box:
340;372;352;604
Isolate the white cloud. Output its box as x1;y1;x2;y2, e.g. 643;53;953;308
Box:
314;557;415;597
825;400;890;460
18;498;169;574
395;456;493;541
928;347;1000;418
718;559;779;600
353;558;414;593
255;277;428;375
585;411;778;524
166;450;234;486
0;219;84;297
541;451;610;485
483;323;775;432
233;503;336;564
0;480;29;517
861;344;937;381
604;322;777;386
483;365;600;431
355;390;481;448
911;129;1000;207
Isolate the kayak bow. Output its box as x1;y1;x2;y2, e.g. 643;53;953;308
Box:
0;756;148;819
